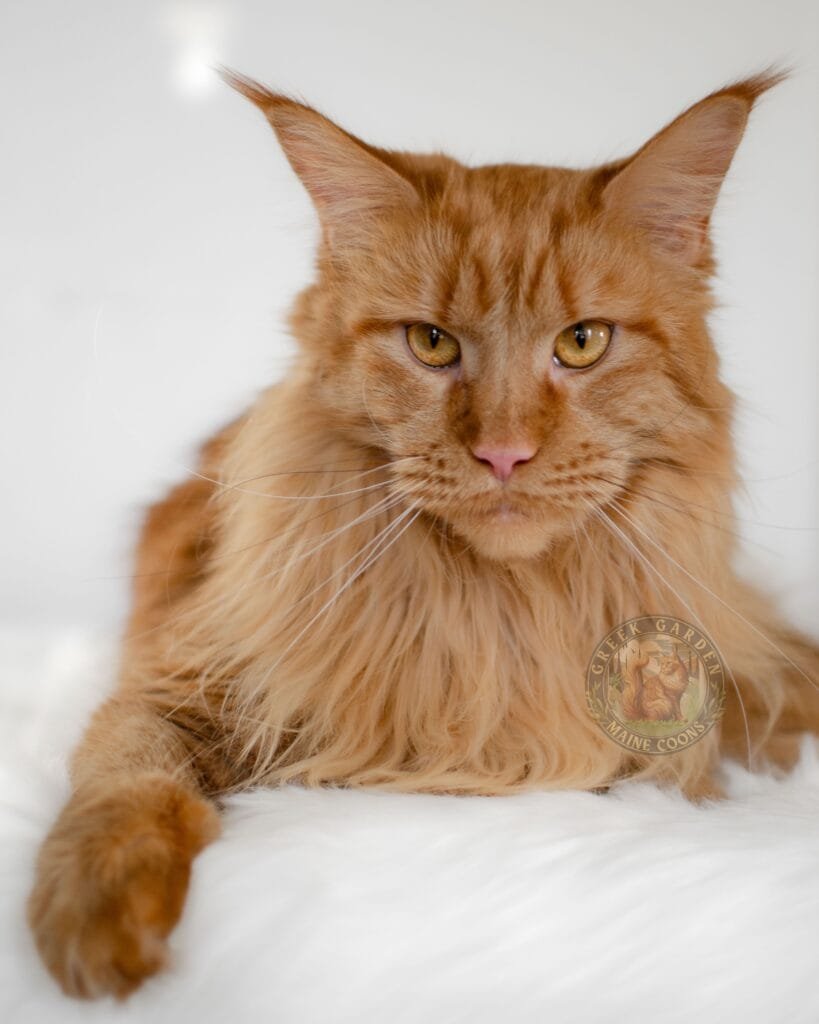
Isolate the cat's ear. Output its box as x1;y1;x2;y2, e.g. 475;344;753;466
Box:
221;70;419;246
602;70;787;265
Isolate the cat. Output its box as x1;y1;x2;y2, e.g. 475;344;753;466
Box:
655;653;691;720
621;648;651;720
28;67;819;1000
622;649;692;722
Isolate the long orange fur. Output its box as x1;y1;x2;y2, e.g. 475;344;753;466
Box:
28;68;819;999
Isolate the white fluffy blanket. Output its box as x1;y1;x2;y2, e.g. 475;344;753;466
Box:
2;627;819;1024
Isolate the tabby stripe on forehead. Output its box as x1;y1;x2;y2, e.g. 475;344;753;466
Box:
623;318;671;351
434;260;462;326
499;240;524;309
553;258;578;324
547;207;569;248
470;253;494;317
547;208;575;318
349;317;396;339
523;247;549;310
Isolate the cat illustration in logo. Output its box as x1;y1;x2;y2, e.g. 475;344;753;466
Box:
621;646;691;722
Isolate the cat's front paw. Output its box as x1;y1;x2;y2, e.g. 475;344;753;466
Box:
27;772;220;999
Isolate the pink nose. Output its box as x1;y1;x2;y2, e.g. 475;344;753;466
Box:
471;442;537;482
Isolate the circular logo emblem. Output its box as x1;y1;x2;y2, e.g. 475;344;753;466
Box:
585;616;725;755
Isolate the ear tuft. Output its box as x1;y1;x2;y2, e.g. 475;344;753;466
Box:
217;67;307;121
218;66;275;109
705;65;791;106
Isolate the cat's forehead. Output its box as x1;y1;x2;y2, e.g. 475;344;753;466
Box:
380;157;625;332
408;155;593;223
347;149;665;342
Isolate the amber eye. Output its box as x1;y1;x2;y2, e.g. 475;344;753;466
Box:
406;323;461;368
554;321;612;369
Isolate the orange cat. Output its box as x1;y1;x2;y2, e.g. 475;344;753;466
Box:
28;69;819;999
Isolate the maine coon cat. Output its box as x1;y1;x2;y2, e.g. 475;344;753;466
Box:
29;68;819;999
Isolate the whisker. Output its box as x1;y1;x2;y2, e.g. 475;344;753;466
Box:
608;500;819;697
584;497;753;769
123;489;407;646
181;471;400;502
190;492;407;625
586;473;778;555
101;488;395;585
598;472;818;533
603;499;753;766
216;457;421;494
641;455;818;485
254;495;411;610
197;500;420;728
242;503;422;717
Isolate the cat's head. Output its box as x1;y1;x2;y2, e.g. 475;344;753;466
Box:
227;70;783;561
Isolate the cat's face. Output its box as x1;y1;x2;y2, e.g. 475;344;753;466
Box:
316;163;716;561
229;72;777;561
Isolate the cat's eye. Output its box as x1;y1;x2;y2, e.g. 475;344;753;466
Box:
553;320;612;369
405;323;461;368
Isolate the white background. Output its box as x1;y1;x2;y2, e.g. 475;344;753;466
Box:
1;0;817;633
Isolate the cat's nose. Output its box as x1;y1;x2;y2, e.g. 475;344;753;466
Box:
471;442;538;482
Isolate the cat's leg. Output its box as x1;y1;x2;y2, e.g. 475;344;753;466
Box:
678;770;727;802
626;731;727;802
28;421;240;998
27;691;222;999
721;627;819;773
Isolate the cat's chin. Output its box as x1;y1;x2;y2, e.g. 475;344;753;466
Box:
454;514;557;562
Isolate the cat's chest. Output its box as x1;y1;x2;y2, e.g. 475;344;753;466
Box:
394;567;591;701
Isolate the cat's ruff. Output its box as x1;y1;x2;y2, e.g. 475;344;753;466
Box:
4;629;819;1023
